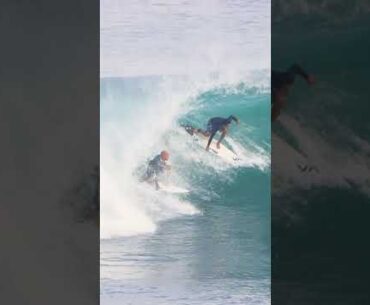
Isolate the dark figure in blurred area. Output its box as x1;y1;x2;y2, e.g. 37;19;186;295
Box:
272;64;315;121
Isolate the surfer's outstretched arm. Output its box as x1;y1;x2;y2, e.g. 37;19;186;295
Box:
205;132;216;151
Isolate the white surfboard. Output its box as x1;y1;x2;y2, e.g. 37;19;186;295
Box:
157;182;190;194
199;136;240;162
183;126;240;163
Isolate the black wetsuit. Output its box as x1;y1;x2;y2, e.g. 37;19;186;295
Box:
206;115;238;147
146;154;167;180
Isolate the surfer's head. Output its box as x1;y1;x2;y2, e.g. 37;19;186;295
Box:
160;150;170;161
227;115;239;125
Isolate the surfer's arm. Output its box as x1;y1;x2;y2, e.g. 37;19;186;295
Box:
206;132;216;151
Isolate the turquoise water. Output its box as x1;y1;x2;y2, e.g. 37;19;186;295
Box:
100;76;270;304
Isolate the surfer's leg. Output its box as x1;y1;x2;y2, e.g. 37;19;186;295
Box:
216;130;227;148
206;132;216;151
154;178;160;190
144;166;155;181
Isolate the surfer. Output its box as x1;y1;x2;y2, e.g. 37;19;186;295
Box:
142;150;171;190
272;63;315;121
184;115;239;151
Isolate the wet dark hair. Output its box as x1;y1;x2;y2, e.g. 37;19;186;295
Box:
226;115;238;124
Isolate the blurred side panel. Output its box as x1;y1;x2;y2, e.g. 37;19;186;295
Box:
272;1;370;304
0;1;99;304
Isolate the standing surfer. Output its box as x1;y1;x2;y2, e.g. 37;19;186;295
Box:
272;64;315;121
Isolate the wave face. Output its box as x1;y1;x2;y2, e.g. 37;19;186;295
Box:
101;74;270;239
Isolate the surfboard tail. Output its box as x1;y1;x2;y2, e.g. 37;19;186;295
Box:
181;124;196;136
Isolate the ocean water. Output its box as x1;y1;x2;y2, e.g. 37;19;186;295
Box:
101;1;271;304
100;76;271;304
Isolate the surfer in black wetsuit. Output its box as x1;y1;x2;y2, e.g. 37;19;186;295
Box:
184;115;239;151
142;150;171;190
272;64;315;121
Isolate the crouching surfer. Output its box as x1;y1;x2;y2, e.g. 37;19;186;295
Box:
142;150;171;190
183;115;239;151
